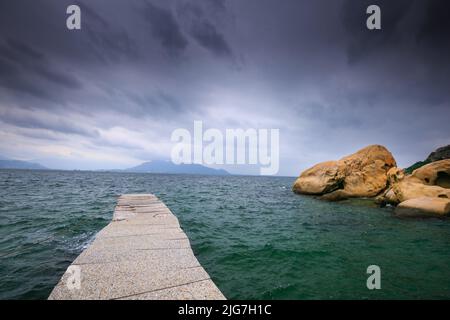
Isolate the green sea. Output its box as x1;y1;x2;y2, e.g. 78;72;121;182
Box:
0;169;449;299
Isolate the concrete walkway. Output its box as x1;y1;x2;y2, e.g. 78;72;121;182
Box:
48;194;225;300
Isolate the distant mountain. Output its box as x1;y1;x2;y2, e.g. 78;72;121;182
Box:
125;160;230;175
0;159;47;170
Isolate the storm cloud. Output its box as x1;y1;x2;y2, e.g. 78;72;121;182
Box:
177;2;232;57
143;2;188;56
0;0;449;174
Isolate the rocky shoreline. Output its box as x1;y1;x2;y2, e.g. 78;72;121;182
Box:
293;145;450;218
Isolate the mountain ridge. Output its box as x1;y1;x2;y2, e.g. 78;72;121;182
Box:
0;159;48;170
125;160;230;176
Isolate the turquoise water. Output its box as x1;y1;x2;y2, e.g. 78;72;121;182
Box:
0;169;449;300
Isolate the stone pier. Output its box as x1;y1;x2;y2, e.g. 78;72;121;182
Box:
48;194;225;300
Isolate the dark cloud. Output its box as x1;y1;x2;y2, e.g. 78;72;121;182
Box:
203;0;227;11
341;0;413;63
80;1;138;63
0;0;448;173
0;71;57;102
143;2;188;56
341;0;450;63
336;0;450;120
177;2;232;58
417;0;450;50
190;19;232;57
6;38;44;61
0;56;17;76
33;66;82;89
0;38;82;101
0;108;99;138
0;0;138;67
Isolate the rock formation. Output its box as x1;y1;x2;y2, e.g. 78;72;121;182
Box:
293;144;450;218
394;197;450;218
292;145;397;200
377;159;450;205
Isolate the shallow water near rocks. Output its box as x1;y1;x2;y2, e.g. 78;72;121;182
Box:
1;170;449;299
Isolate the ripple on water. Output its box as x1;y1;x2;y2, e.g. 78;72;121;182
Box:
0;170;450;299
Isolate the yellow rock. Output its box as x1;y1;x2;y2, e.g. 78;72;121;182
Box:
409;159;450;188
293;145;396;199
378;159;450;204
291;161;343;195
395;197;450;218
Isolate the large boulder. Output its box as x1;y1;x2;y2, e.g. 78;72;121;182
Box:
291;161;344;195
377;159;450;205
395;197;450;218
293;145;397;200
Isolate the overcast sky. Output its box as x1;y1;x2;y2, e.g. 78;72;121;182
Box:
0;0;449;176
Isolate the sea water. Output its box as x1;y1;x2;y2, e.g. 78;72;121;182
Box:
0;170;449;299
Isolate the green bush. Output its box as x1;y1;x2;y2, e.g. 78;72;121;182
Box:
404;160;431;175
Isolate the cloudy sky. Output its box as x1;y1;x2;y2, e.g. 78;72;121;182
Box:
0;0;449;176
